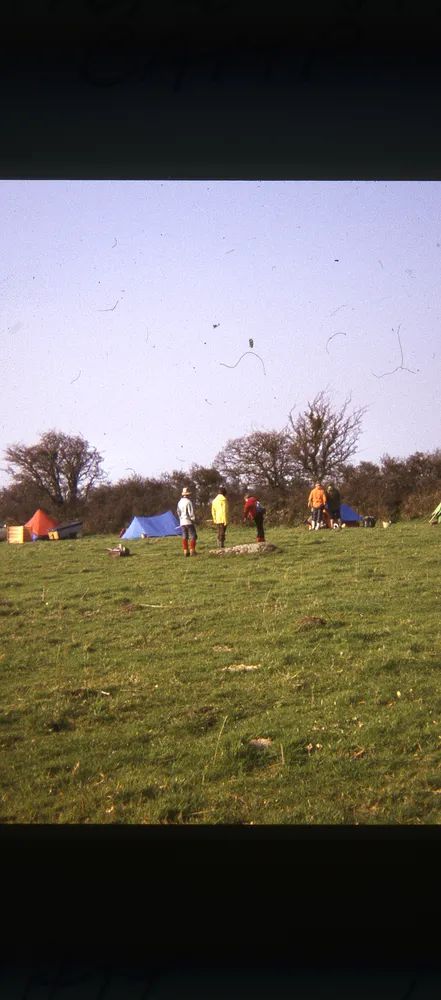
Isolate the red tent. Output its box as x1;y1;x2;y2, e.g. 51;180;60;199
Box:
24;509;60;539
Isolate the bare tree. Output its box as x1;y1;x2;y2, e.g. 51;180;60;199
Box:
215;429;298;493
3;430;105;509
187;465;223;505
288;391;366;482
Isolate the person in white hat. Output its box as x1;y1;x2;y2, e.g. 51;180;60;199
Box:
176;486;198;556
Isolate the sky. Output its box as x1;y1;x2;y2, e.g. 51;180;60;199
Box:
1;180;440;487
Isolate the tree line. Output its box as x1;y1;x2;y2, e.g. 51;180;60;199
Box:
1;393;440;533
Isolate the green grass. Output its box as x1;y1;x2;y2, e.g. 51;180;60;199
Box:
1;522;441;824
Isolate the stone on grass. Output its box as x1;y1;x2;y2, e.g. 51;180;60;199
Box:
209;542;280;556
222;663;260;672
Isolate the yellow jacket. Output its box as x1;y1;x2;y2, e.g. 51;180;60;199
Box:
308;486;327;509
211;494;229;525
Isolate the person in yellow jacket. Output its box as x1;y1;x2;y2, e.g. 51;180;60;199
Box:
308;482;327;531
211;487;229;548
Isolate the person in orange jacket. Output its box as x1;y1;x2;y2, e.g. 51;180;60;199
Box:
308;482;327;531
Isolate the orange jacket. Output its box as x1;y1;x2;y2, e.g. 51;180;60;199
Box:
308;486;327;509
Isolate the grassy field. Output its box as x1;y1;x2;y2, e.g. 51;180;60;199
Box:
1;521;441;824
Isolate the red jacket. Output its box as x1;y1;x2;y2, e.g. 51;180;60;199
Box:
243;496;258;520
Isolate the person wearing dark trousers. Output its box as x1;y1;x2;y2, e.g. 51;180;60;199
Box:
243;490;266;542
326;483;342;529
177;486;197;556
211;487;229;548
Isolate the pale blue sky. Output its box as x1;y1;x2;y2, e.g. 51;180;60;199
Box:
1;180;440;486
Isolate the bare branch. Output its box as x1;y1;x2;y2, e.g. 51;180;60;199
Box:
288;391;366;481
3;431;105;508
215;430;299;493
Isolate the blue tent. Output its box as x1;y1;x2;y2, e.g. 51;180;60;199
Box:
340;503;363;525
121;511;181;540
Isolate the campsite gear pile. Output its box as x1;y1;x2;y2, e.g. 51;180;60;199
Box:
6;509;83;543
48;521;82;540
107;544;130;557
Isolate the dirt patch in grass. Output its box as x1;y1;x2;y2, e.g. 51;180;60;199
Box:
230;736;281;773
46;716;76;733
62;686;118;701
185;705;220;733
296;616;327;630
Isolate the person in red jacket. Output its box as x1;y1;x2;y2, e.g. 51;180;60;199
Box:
243;490;266;542
308;482;327;531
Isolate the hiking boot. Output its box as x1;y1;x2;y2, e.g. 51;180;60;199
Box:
190;550;198;556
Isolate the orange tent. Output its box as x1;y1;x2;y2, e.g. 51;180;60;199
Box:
25;509;60;538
